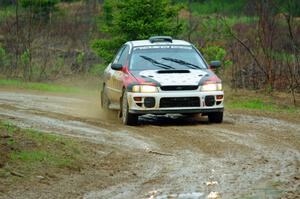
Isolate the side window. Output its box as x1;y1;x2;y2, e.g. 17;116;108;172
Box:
112;46;125;64
118;45;130;66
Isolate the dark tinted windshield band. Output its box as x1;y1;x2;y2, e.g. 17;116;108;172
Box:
133;45;193;51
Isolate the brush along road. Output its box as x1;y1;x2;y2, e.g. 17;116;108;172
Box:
0;90;299;199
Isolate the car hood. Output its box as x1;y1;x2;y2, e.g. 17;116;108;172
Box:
130;69;214;86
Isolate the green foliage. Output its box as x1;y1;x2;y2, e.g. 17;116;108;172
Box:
177;0;300;16
226;89;299;113
188;0;248;16
10;150;74;167
0;45;6;61
11;151;49;162
92;0;183;64
7;138;15;146
3;122;17;135
18;0;79;21
0;0;14;6
201;46;226;62
0;44;8;69
201;46;233;70
0;79;80;93
92;37;125;63
51;57;64;76
269;50;297;62
112;0;182;40
0;121;83;172
0;5;15;23
273;0;300;17
223;16;258;26
76;52;85;64
230;99;269;110
184;15;232;46
89;64;106;76
20;0;59;9
60;0;80;2
101;0;114;28
227;99;297;113
20;49;30;66
20;0;60;20
186;15;257;46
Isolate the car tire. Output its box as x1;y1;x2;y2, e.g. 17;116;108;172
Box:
208;112;223;123
101;85;110;109
121;90;138;125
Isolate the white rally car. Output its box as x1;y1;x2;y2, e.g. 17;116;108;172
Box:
101;36;224;125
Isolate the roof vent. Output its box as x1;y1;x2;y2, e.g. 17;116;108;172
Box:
149;36;173;43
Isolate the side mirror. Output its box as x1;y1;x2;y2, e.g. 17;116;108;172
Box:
209;61;221;69
111;63;123;71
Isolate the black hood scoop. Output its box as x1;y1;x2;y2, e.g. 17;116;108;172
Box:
157;70;190;74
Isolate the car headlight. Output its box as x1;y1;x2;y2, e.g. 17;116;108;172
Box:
132;85;158;93
201;83;223;92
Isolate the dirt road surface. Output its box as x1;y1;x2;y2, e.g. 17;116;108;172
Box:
0;90;299;199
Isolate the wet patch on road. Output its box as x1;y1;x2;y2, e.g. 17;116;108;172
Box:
0;91;299;199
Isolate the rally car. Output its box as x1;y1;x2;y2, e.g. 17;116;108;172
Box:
101;36;224;125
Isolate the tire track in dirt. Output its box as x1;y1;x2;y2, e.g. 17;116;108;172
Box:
0;91;299;199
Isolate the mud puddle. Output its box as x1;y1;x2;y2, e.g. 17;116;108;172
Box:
0;91;299;199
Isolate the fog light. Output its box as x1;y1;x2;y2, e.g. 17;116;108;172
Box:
205;96;215;107
144;97;155;108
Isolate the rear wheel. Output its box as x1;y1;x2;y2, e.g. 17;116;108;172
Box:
208;112;223;123
121;90;138;125
101;85;110;109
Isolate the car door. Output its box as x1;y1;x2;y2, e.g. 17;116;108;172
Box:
108;45;130;105
105;46;125;105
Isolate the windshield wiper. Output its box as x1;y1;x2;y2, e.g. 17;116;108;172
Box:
140;55;175;70
162;57;201;69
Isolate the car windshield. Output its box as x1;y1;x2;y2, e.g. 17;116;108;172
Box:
130;45;207;71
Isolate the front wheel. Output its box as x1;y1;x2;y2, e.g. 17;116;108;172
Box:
208;112;223;123
121;90;138;125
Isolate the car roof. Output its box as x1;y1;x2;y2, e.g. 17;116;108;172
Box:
128;39;192;47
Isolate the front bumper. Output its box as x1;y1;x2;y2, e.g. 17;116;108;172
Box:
127;91;224;115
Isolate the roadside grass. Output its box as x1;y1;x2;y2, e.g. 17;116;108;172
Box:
197;15;257;29
223;16;258;26
89;64;107;76
227;99;297;113
226;88;299;114
0;5;15;23
190;1;246;15
0;121;84;181
0;78;80;93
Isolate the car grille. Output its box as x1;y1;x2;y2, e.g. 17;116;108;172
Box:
160;97;200;108
160;86;198;91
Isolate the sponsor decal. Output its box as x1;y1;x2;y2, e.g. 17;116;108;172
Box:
139;70;207;86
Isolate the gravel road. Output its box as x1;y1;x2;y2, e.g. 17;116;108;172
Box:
0;90;299;199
